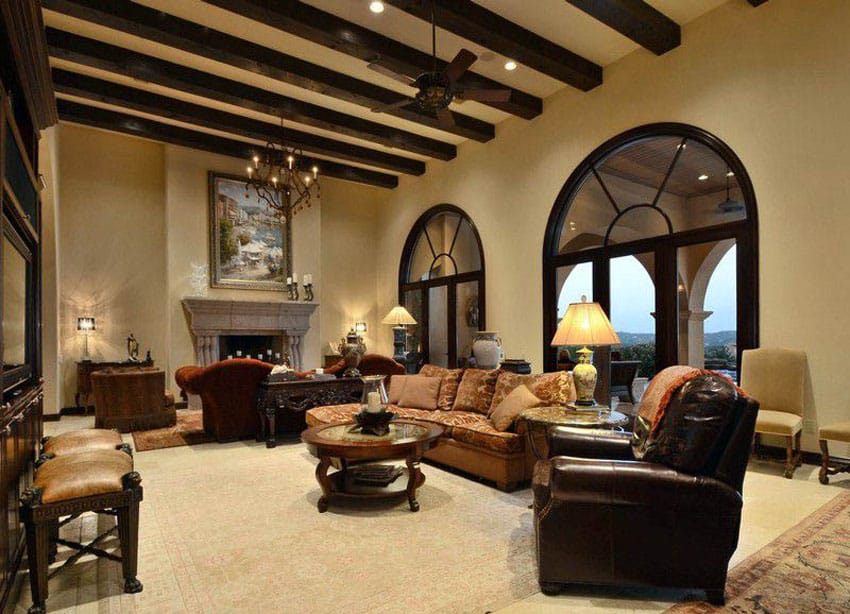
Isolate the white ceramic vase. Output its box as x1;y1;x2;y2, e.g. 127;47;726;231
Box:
472;331;503;369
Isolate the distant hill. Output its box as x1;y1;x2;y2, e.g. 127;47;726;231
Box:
614;330;735;346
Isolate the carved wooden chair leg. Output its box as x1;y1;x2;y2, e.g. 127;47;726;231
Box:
23;508;50;614
117;477;143;593
795;431;803;467
819;439;830;484
783;435;796;479
47;519;59;563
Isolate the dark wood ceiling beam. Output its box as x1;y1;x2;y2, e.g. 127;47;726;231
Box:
41;0;493;142
201;0;542;120
382;0;602;90
565;1;680;55
46;28;456;161
57;99;398;189
748;0;769;6
51;69;425;176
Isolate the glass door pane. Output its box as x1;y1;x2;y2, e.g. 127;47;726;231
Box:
677;239;737;378
455;280;479;367
428;285;449;367
610;253;656;399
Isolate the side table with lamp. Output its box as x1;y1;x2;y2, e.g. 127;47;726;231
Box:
381;305;417;364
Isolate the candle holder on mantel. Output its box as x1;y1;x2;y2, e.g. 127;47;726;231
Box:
303;282;314;301
351;375;394;436
287;279;299;301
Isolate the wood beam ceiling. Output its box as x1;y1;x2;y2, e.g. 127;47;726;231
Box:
200;0;542;120
565;1;680;55
57;99;399;189
42;0;494;143
748;0;769;6
46;28;457;161
51;69;425;176
382;0;602;90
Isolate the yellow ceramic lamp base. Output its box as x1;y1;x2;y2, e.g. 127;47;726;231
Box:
572;346;597;406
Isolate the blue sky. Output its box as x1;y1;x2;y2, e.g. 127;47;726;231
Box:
558;246;737;334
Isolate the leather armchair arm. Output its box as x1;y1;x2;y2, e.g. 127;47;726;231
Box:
548;426;634;460
548;456;742;510
175;366;204;395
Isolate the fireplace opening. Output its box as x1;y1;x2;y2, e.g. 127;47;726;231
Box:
219;335;284;363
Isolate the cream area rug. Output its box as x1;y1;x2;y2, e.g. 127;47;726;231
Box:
14;441;537;613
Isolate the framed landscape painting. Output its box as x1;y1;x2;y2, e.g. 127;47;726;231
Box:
208;171;292;291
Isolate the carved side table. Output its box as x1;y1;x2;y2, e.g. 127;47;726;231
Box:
256;377;363;448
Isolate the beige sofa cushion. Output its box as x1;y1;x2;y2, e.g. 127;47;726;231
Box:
490;385;544;432
398;376;442;410
490;371;576;413
452;368;500;414
420;365;465;411
756;409;802;436
387;375;409;404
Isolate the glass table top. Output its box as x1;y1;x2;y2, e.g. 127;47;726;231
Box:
317;422;430;443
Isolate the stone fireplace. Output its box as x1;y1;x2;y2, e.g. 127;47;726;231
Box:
182;298;317;370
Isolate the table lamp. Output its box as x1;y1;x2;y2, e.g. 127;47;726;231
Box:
381;306;417;362
550;296;620;406
77;316;96;361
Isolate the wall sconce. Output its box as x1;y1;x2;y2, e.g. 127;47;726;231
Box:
354;322;368;335
77;316;96;361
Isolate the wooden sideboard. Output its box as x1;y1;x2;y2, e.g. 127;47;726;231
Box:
256;377;363;448
75;360;155;409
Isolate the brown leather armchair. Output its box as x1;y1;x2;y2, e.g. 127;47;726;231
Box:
175;359;273;442
533;373;758;606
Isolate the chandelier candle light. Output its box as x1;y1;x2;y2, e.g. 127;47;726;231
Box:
245;118;320;217
550;296;620;406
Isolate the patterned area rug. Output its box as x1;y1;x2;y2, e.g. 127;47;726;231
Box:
131;409;214;451
666;491;850;613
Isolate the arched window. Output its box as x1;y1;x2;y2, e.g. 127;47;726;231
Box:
543;123;758;385
400;205;485;368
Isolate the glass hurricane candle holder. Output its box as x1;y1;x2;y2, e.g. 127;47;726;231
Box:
361;375;388;414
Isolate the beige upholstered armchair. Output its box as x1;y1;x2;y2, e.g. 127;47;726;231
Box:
92;368;176;432
740;347;807;478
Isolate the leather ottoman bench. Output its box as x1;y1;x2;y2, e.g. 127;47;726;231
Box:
38;428;128;464
20;447;143;614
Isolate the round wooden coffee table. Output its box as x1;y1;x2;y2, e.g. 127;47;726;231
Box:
301;420;444;513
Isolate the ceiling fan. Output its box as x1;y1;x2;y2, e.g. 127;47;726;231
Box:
368;0;511;128
718;171;744;213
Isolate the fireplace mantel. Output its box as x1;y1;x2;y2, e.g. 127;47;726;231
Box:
182;297;317;369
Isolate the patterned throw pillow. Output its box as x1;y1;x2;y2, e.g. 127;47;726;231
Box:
420;364;465;411
452;368;500;414
489;371;576;415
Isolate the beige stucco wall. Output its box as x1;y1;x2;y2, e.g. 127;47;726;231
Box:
56;125;168;406
50;124;381;406
39;127;61;415
372;0;850;454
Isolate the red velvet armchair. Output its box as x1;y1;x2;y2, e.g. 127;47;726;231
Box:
175;359;273;442
175;355;405;442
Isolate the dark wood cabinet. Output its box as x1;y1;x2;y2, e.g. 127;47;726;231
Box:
0;3;54;602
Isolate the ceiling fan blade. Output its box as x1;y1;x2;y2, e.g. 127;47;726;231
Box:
367;62;417;86
444;49;477;84
371;98;414;113
456;88;511;102
435;106;455;129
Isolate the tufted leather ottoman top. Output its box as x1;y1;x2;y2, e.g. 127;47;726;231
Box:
34;449;134;504
43;429;124;457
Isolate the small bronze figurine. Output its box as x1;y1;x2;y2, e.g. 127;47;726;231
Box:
127;334;140;362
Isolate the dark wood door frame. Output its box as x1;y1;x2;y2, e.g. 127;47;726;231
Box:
542;123;759;375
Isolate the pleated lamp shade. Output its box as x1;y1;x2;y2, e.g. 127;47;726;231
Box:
550;296;620;347
381;306;417;326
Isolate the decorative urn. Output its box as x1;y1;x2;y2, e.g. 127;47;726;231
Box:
338;329;366;378
472;331;503;370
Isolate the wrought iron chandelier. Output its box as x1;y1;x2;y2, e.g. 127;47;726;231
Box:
245;119;320;216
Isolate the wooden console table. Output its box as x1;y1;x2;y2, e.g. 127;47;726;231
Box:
75;360;154;409
256;377;363;448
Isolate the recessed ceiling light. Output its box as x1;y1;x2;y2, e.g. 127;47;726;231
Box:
726;171;735;177
698;174;709;181
504;60;518;71
369;1;385;14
